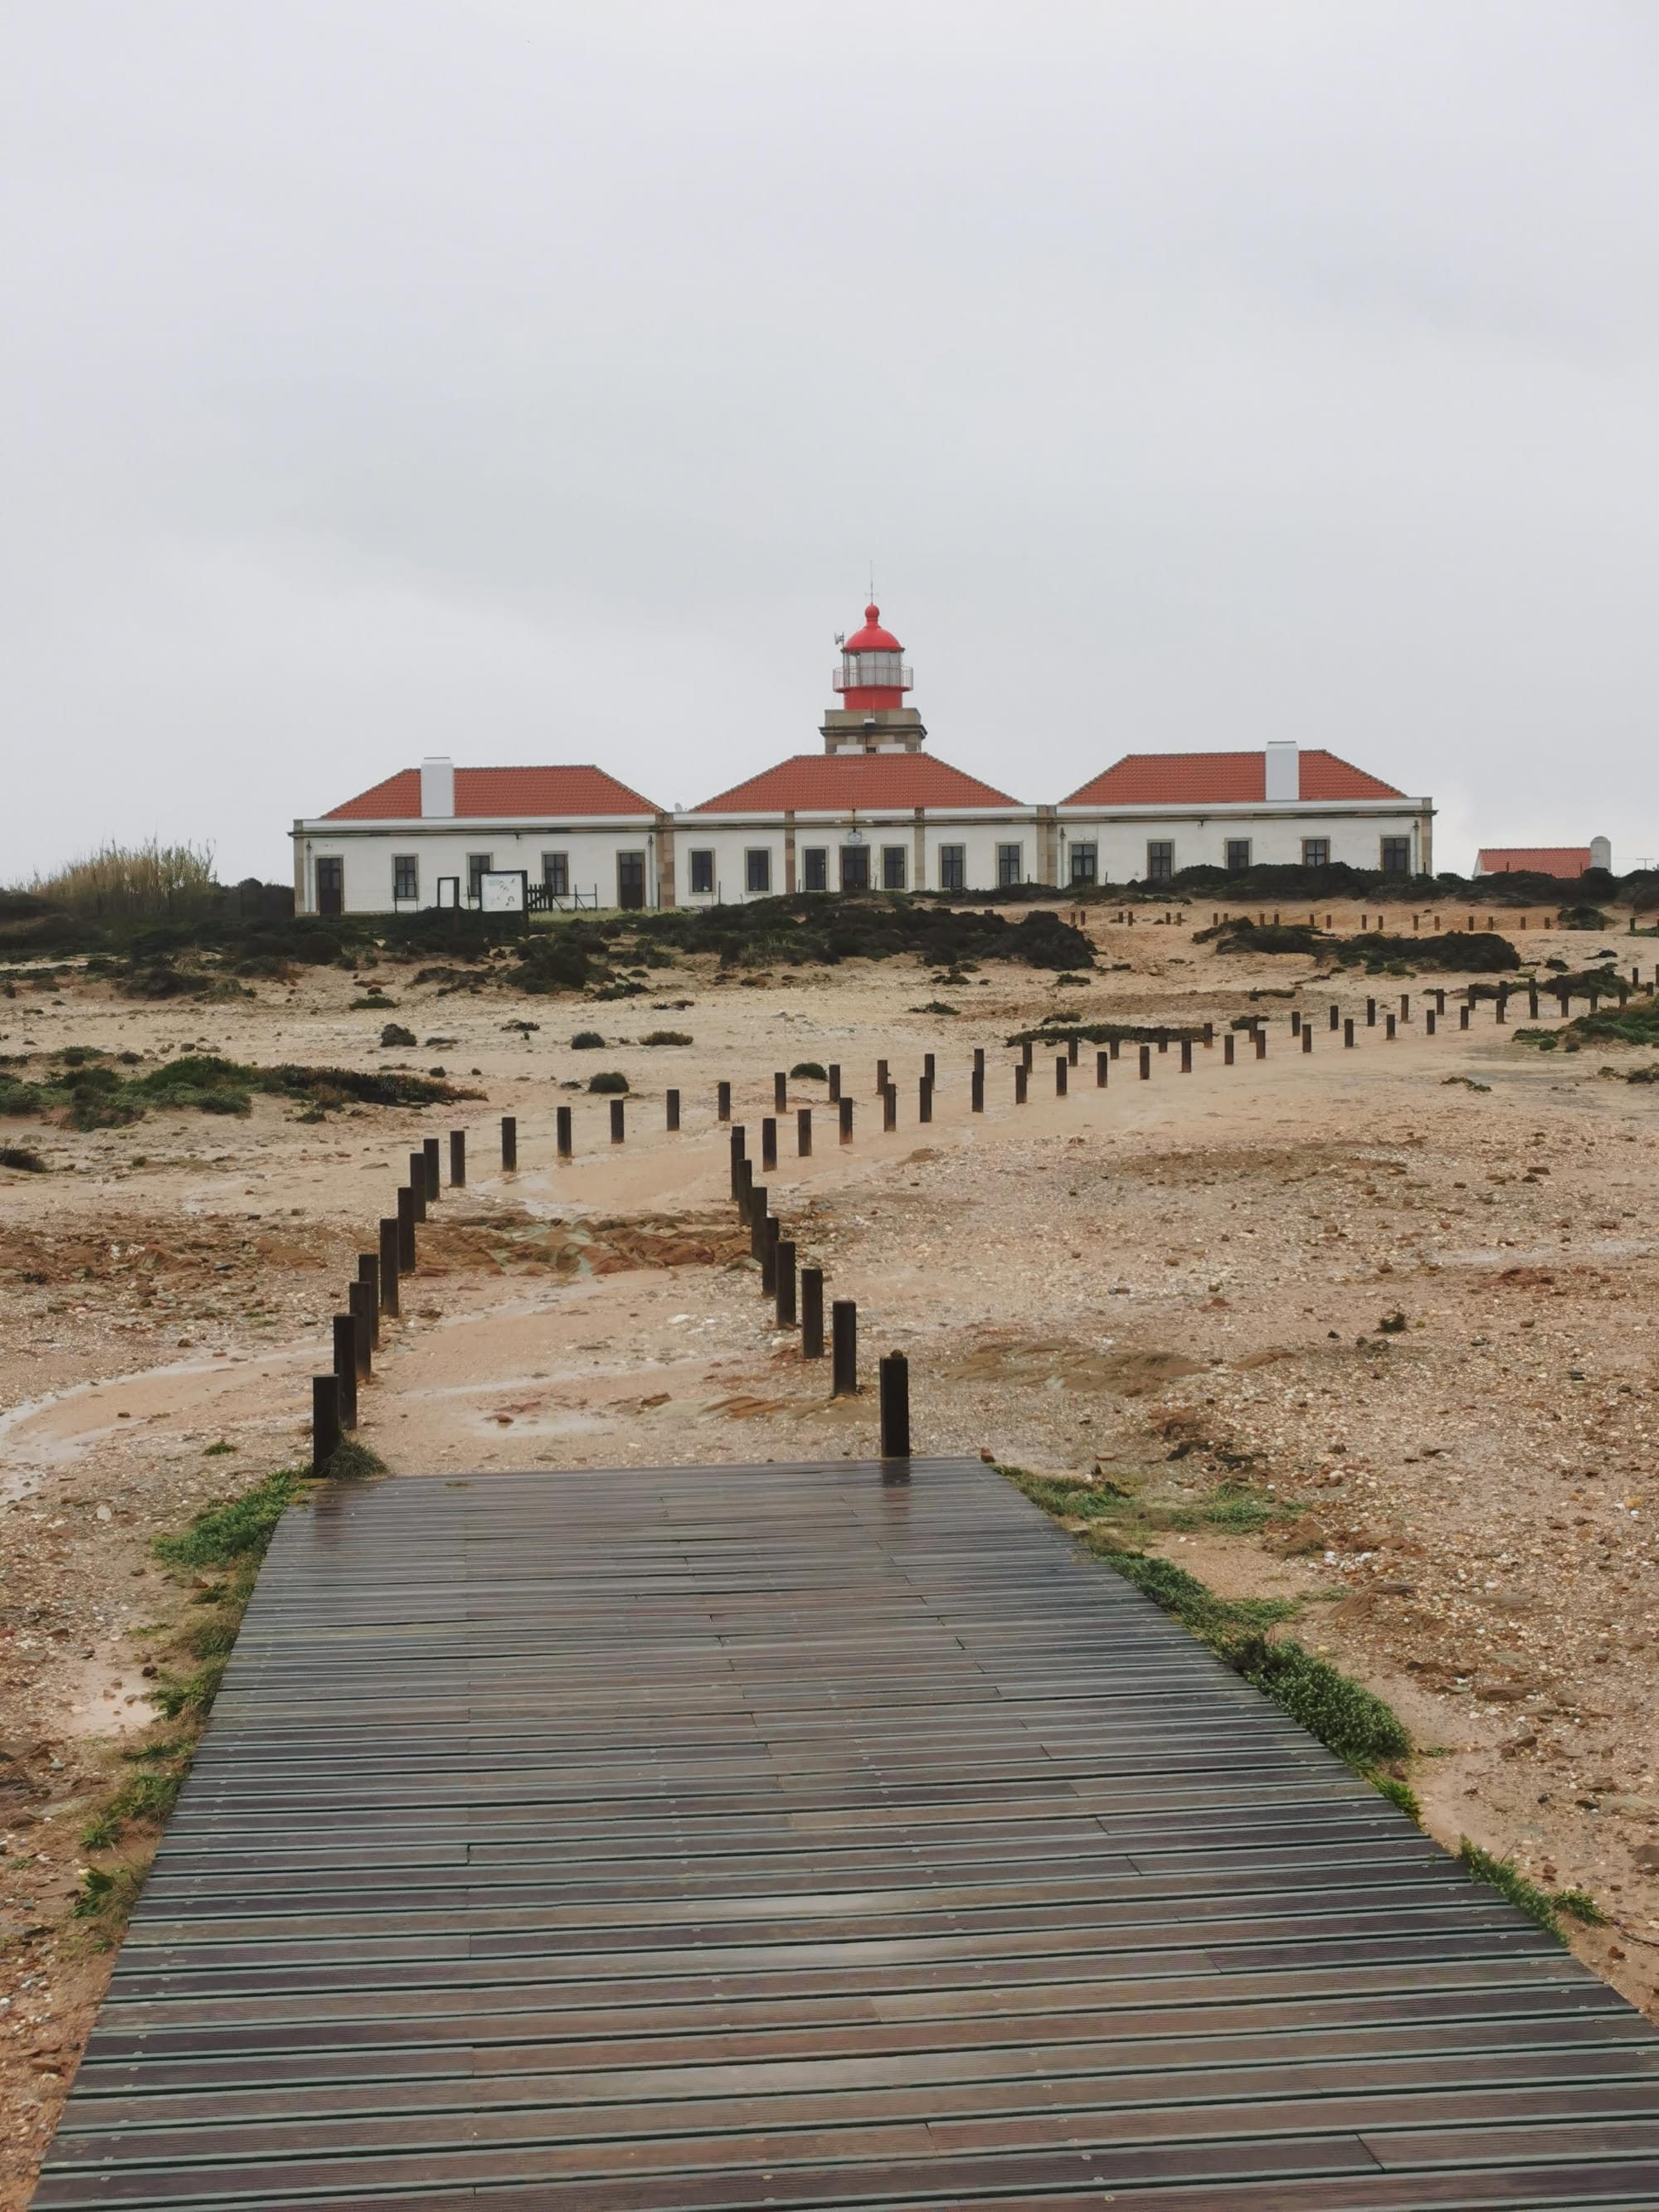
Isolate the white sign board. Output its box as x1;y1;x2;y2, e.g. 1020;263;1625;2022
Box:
478;869;528;914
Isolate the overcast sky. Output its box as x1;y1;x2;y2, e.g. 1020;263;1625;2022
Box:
3;1;1657;883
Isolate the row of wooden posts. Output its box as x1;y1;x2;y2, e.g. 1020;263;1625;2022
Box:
308;962;1652;1469
722;1117;911;1458
308;1100;915;1471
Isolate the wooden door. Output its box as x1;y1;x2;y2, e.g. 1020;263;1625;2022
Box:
616;852;646;910
315;858;343;916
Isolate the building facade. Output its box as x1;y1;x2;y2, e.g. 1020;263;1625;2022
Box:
292;602;1435;912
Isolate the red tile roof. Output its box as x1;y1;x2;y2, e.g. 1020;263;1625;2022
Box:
693;754;1021;813
1061;749;1407;806
1477;846;1592;877
323;766;660;820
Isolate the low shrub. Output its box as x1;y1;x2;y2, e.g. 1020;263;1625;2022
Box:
571;1030;605;1049
789;1062;827;1080
379;1023;417;1048
640;1030;693;1046
0;1145;45;1170
587;1070;629;1093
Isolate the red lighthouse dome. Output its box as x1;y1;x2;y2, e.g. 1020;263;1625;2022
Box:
833;602;912;711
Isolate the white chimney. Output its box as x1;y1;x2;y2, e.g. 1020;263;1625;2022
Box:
1264;741;1299;803
1589;834;1612;872
420;756;455;819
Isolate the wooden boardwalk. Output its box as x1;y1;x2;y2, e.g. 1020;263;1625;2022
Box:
34;1457;1659;2209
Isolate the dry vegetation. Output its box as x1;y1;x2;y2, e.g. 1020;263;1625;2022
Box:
2;890;1659;2201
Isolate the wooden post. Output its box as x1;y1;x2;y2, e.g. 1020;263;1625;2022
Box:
1528;986;1540;1019
1426;1009;1437;1035
973;1047;985;1078
797;1106;812;1156
1138;1046;1151;1079
1180;1039;1193;1072
557;1105;572;1159
875;1057;888;1096
1400;993;1411;1021
1366;999;1376;1027
737;1159;754;1222
609;1097;625;1145
1253;1028;1267;1060
1223;1033;1234;1065
828;1063;841;1102
918;1077;932;1123
357;1254;380;1349
1014;1064;1029;1105
1344;1018;1355;1048
397;1186;416;1272
1291;1012;1301;1038
729;1125;746;1196
717;1080;731;1122
923;1051;937;1083
761;1116;777;1170
332;1314;358;1431
422;1136;440;1200
761;1216;778;1296
1434;989;1447;1014
1021;1039;1034;1072
311;1374;341;1473
1329;1004;1339;1030
748;1185;768;1258
1110;1038;1121;1058
407;1152;427;1222
1097;1049;1109;1087
500;1116;517;1170
449;1130;466;1188
1067;1035;1079;1067
775;1238;797;1326
971;1066;985;1113
800;1266;825;1357
774;1070;787;1112
665;1088;680;1131
882;1084;897;1130
1496;992;1507;1026
1055;1055;1068;1096
1301;1023;1311;1055
839;1096;854;1144
879;1352;910;1457
378;1218;400;1316
831;1300;858;1397
348;1281;372;1378
1460;1004;1471;1030
1386;1014;1397;1039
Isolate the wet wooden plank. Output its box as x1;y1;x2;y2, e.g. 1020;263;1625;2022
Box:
34;1456;1659;2210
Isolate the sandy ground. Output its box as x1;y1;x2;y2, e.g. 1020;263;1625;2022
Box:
2;900;1658;2201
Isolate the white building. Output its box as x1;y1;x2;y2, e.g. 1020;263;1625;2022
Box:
1058;742;1434;886
291;761;667;916
291;603;1435;911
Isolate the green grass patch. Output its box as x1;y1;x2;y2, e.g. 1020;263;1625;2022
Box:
1231;1635;1410;1763
152;1467;308;1571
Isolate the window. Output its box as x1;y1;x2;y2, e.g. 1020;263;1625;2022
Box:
881;844;907;891
688;848;714;896
745;848;771;895
1224;839;1252;874
1379;837;1411;875
839;843;870;891
392;854;418;902
997;843;1024;888
802;847;828;892
466;853;494;903
937;843;966;892
1301;839;1329;870
1146;840;1174;883
542;851;569;897
1069;843;1097;886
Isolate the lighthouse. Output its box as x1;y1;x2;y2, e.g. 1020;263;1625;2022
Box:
821;602;929;755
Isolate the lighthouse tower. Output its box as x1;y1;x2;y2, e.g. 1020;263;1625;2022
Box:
820;602;929;755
